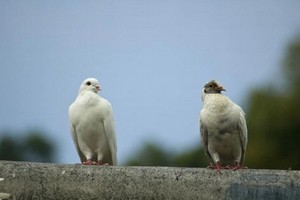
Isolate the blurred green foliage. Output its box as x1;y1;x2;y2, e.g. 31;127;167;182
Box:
126;142;208;167
246;36;300;169
126;35;300;170
0;130;56;163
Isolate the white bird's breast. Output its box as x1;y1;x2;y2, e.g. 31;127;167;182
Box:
69;93;110;153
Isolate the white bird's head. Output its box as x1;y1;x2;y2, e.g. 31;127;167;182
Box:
203;80;226;94
79;78;101;94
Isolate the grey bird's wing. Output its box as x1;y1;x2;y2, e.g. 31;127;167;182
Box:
237;108;248;165
199;113;214;164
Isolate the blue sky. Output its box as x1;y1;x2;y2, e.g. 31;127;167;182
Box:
1;1;300;164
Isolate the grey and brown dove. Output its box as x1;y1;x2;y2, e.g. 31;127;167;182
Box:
199;80;248;172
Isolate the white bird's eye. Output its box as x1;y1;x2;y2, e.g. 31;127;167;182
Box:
86;81;91;86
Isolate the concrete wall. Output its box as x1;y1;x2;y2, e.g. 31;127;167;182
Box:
0;161;299;200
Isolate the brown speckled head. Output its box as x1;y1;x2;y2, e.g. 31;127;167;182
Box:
203;80;226;94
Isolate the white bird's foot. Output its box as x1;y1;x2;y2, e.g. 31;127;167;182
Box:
83;160;97;165
97;160;110;166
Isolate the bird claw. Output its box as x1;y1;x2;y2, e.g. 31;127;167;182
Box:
83;160;97;165
208;162;247;172
97;161;110;166
231;162;247;170
82;160;110;166
208;162;223;173
232;165;247;171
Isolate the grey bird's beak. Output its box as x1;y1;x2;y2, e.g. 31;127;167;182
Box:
217;86;226;92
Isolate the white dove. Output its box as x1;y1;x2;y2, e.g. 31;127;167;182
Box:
199;80;248;172
69;78;117;165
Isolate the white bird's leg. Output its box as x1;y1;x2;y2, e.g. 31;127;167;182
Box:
96;153;109;166
81;151;96;165
211;153;223;173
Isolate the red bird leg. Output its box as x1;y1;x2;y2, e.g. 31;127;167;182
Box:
213;161;222;173
232;161;247;170
223;165;231;169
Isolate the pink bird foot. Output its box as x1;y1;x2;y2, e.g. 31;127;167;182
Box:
208;161;223;173
83;160;97;165
97;161;109;166
223;165;232;169
231;162;248;170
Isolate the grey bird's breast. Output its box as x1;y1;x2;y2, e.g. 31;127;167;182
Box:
201;94;243;164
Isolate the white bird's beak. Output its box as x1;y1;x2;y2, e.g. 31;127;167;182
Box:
95;85;101;91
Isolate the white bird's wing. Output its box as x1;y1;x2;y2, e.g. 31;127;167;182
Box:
69;122;86;163
199;112;214;164
237;108;248;165
103;103;118;165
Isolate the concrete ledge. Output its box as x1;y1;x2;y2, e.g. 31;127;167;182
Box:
0;161;299;200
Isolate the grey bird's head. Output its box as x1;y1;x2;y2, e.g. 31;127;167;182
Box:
203;80;226;94
79;78;101;94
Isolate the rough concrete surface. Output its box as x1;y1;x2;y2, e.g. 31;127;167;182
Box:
0;161;299;200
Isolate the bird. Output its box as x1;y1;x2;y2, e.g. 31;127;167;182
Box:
199;80;248;172
68;78;117;165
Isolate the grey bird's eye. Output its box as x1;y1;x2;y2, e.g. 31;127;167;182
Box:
86;81;91;86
